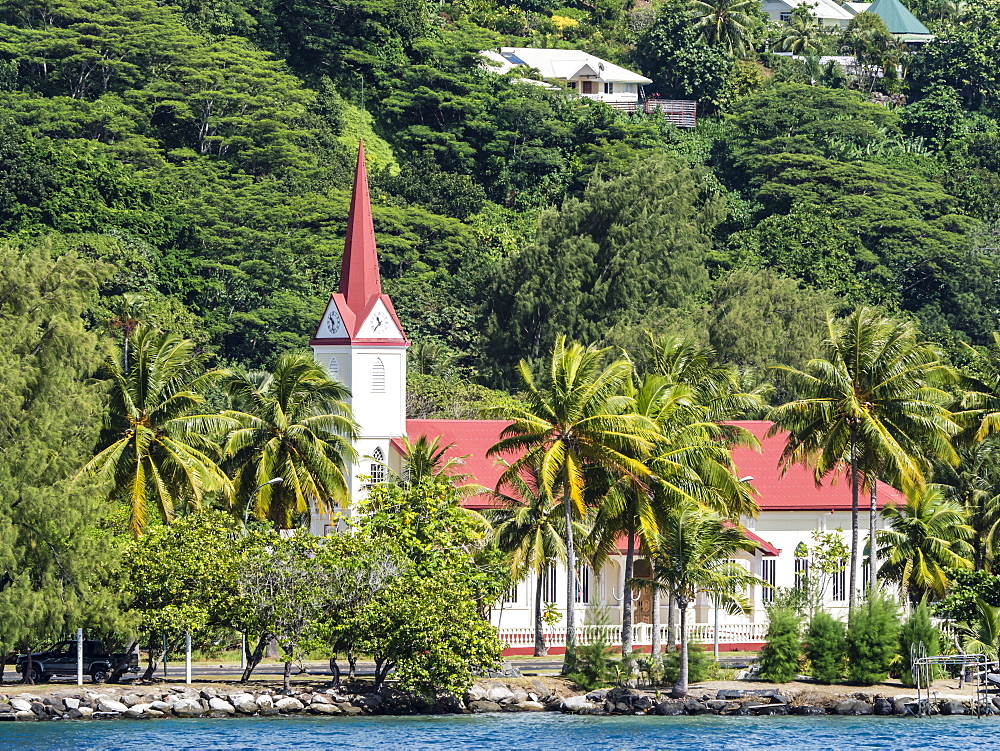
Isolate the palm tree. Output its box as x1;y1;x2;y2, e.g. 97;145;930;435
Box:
776;6;829;55
592;374;759;663
213;353;358;529
86;326;231;536
688;0;758;56
933;440;1000;571
877;487;974;604
491;462;582;657
769;308;959;611
956;599;1000;658
391;435;479;493
640;503;763;697
488;336;659;673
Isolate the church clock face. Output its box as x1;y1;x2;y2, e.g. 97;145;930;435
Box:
326;309;343;336
370;310;389;334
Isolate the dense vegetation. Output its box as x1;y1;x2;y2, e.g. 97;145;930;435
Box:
4;0;1000;695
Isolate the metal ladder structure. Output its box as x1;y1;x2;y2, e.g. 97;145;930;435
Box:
912;643;991;718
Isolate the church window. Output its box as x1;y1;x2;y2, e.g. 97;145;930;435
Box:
542;563;558;602
575;564;591;603
504;583;518;604
761;558;776;603
794;556;809;589
832;564;847;601
372;358;385;392
370;447;386;484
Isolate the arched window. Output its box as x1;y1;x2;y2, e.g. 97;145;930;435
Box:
370;446;386;484
328;356;340;380
371;358;385;393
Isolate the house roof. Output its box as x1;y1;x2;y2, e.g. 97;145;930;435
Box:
867;0;932;35
768;0;855;21
484;47;652;85
402;419;519;508
727;421;905;512
401;418;904;514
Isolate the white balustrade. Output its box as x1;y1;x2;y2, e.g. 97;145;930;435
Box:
496;622;768;649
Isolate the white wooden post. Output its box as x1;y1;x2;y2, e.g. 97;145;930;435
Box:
185;632;192;684
76;628;83;686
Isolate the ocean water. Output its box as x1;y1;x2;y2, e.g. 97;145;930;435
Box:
0;713;994;751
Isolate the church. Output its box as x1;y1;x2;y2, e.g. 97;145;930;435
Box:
308;144;902;653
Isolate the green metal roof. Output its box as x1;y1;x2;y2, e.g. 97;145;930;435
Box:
867;0;932;36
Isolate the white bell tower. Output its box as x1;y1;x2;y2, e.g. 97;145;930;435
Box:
309;141;409;534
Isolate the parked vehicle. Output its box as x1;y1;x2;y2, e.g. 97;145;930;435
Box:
15;640;139;683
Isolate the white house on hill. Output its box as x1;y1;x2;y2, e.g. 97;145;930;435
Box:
763;0;855;26
481;47;651;105
311;144;899;654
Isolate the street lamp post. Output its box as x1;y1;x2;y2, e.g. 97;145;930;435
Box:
243;477;284;528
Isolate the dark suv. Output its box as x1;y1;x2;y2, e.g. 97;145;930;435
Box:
15;640;139;683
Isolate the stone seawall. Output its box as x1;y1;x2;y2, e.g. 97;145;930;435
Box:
0;680;993;721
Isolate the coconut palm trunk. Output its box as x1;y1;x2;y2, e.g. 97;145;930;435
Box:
534;570;547;657
850;435;860;611
869;480;877;591
672;598;689;698
667;596;677;650
621;518;636;663
651;587;662;662
563;485;577;673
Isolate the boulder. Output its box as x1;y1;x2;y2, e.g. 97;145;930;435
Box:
145;710;166;718
255;695;274;711
209;698;236;714
791;705;826;716
684;699;711;715
149;701;172;712
654;701;685;716
121;694;144;708
586;689;609;702
516;701;547;712
559;695;593;712
466;684;488;702
44;698;66;712
632;695;654;711
485;684;515;704
274;697;305;713
939;699;966;716
76;707;94;718
30;701;47;717
893;697;912;715
124;708;148;719
64;698;81;710
94;712;123;720
770;694;790;705
200;688;220;700
97;699;129;714
873;698;893;716
9;699;31;713
0;704;10;714
530;679;552;702
230;694;258;714
354;693;383;709
510;688;530;705
13;711;36;721
340;705;365;716
310;693;331;705
835;699;873;716
468;700;502;713
706;700;730;711
310;703;342;715
749;704;788;715
171;698;205;716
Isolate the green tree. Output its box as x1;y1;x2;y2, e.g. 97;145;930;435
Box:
85;326;231;536
485;159;724;381
840;13;900;93
688;0;759;56
770;308;960;610
759;604;802;683
845;591;900;684
491;462;573;657
805;611;846;684
633;0;735;106
644;503;763;696
212;353;357;529
488;337;658;673
776;6;831;55
877;487;974;603
899;599;939;686
0;241;125;683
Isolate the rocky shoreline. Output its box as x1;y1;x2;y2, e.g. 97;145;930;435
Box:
0;680;994;721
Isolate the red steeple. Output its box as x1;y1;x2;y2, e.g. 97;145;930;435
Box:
339;141;382;311
310;140;407;346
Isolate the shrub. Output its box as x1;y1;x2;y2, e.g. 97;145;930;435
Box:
660;644;719;685
759;605;802;683
565;606;616;690
846;591;900;685
804;612;846;683
898;599;939;687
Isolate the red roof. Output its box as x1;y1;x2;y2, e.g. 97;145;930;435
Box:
743;528;780;556
728;421;904;511
402;420;521;508
310;141;407;346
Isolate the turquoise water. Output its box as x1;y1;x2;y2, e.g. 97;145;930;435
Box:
0;714;995;750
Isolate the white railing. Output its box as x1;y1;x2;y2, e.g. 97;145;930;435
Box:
497;622;768;649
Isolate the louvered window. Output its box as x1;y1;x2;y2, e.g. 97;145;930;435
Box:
329;356;339;380
372;358;385;392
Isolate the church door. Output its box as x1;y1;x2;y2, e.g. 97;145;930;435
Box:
632;559;652;623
